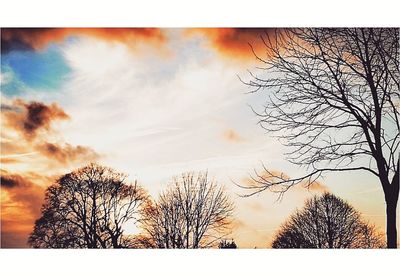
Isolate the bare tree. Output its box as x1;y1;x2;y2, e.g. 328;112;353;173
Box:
272;193;385;248
241;28;399;248
28;163;148;248
141;172;234;248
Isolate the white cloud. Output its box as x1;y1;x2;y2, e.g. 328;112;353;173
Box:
56;35;281;194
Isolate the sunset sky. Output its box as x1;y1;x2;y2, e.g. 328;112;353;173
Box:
0;28;392;248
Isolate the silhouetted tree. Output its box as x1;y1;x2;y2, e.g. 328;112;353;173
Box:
141;172;234;248
28;163;148;248
242;28;399;248
219;239;237;249
271;193;385;248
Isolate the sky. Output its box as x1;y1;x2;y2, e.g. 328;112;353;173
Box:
0;28;393;248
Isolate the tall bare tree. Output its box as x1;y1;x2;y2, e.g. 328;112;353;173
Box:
28;163;148;248
241;28;399;248
141;172;234;248
272;193;385;248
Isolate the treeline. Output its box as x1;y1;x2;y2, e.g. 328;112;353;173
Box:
28;163;384;248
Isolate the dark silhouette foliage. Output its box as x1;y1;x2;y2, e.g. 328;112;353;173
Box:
28;163;148;248
271;193;385;248
219;239;238;249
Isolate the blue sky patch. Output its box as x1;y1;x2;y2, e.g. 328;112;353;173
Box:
1;44;71;96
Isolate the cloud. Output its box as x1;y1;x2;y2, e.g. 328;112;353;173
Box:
2;28;278;60
0;140;35;157
187;28;279;60
305;180;329;193
245;202;264;213
0;103;17;111
222;129;245;143
1;170;50;247
1;28;166;53
2;99;69;140
0;157;20;164
0;173;19;188
36;142;99;165
0;170;47;212
1;98;101;167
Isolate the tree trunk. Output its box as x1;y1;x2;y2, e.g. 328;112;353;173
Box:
386;199;397;248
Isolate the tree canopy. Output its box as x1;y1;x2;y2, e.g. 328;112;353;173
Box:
272;193;385;248
140;172;234;248
28;163;148;248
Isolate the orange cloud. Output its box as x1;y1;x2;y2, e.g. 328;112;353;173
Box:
0;138;29;156
187;28;279;60
1;28;166;53
222;129;245;143
1;99;101;167
1;99;99;164
1;170;51;247
303;180;329;193
2;100;69;140
0;157;20;164
36;142;99;165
